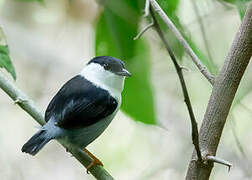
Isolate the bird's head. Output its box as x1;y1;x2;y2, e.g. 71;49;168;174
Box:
80;56;131;94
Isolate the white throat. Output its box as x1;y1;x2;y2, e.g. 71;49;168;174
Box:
79;63;125;100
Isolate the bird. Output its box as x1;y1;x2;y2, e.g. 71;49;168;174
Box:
21;56;131;170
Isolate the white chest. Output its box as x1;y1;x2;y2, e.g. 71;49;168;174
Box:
79;63;125;101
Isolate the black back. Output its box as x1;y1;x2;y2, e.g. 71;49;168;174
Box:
45;75;118;129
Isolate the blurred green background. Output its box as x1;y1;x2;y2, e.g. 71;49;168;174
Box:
0;0;252;179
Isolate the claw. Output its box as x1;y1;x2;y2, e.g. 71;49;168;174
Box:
84;148;103;174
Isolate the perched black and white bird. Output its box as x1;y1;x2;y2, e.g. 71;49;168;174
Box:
22;56;131;168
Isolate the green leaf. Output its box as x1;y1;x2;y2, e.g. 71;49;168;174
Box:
235;0;249;18
157;0;180;16
220;0;236;3
95;2;156;124
122;40;156;124
0;28;16;80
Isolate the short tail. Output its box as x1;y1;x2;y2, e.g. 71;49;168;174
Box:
22;129;52;156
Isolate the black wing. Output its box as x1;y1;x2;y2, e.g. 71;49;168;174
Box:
45;75;118;129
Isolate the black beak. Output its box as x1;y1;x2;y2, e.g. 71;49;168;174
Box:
116;68;131;77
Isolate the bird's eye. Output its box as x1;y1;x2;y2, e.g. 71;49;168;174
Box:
103;63;109;70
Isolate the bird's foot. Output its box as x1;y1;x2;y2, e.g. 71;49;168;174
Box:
86;159;103;174
84;148;103;174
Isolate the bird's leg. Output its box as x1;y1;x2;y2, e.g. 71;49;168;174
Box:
83;148;103;174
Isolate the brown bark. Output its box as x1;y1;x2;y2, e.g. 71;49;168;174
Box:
186;2;252;180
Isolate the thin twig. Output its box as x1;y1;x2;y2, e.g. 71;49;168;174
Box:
190;0;216;72
205;155;232;171
134;22;154;40
180;66;190;72
150;7;202;161
144;0;150;17
0;71;115;180
149;0;215;85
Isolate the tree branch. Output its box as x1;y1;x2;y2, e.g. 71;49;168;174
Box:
0;71;115;180
133;21;154;40
144;0;150;17
205;155;232;171
150;7;202;161
186;2;252;179
149;0;215;85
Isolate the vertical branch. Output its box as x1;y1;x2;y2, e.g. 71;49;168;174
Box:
186;2;252;179
149;7;202;161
